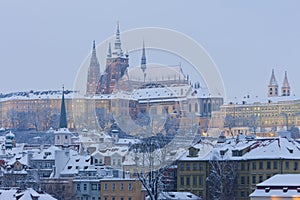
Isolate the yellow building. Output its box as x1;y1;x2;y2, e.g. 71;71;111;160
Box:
177;137;300;200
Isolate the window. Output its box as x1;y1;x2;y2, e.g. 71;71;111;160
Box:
180;177;184;185
273;161;278;169
199;176;203;186
92;184;97;190
259;161;263;170
294;162;298;170
186;163;190;171
193;163;197;171
267;161;271;169
112;197;115;200
104;183;108;190
76;184;80;191
252;175;256;184
128;183;132;190
199;163;204;171
285;161;289;169
83;184;87;191
120;183;124;191
241;176;245;185
180;163;184;171
193;176;197;186
128;197;132;200
112;183;116;191
241;191;245;197
241;163;245;171
252;162;256;170
65;135;68;139
186;176;190;186
259;175;263;182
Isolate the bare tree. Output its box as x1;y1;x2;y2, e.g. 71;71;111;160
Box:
206;159;238;200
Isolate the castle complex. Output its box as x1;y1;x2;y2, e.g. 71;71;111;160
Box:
0;24;223;134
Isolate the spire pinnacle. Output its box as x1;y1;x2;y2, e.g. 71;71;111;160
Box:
113;21;123;57
269;69;278;86
141;41;147;82
282;71;290;87
59;86;68;129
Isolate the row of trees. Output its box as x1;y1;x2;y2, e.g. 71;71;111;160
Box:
5;108;60;131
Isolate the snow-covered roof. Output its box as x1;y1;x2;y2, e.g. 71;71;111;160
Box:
0;188;57;200
31;145;60;160
92;146;129;157
0;90;78;102
224;94;300;106
60;154;91;175
16;188;57;200
180;137;300;161
146;192;201;200
250;174;300;198
128;65;185;83
257;174;300;187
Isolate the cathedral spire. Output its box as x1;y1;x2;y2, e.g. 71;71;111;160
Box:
113;21;123;57
141;41;147;82
281;71;290;96
59;86;68;129
86;40;100;95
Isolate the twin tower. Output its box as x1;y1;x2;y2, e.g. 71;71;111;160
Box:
268;69;291;97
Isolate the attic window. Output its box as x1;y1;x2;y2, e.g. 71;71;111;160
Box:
297;187;300;193
265;187;270;193
287;148;293;153
68;166;72;169
283;187;288;193
75;159;79;162
84;166;88;169
76;166;79;169
187;195;192;198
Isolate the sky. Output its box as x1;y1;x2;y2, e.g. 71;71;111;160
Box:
0;1;300;101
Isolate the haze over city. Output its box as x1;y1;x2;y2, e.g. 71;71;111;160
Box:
1;1;300;101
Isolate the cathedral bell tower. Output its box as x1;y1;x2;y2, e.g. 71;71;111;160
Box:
268;69;278;97
97;22;129;94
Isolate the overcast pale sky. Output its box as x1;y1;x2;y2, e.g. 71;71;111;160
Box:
0;1;299;101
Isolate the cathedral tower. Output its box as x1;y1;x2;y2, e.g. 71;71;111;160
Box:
268;69;278;97
86;40;100;95
281;71;290;96
97;22;129;94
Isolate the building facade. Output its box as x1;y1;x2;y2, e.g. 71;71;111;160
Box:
177;137;300;200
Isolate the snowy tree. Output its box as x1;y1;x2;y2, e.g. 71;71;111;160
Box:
131;138;170;200
206;159;238;200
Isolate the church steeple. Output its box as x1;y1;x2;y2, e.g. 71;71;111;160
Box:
59;86;68;128
141;41;147;82
281;71;290;96
86;40;100;95
113;21;123;57
268;69;278;97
